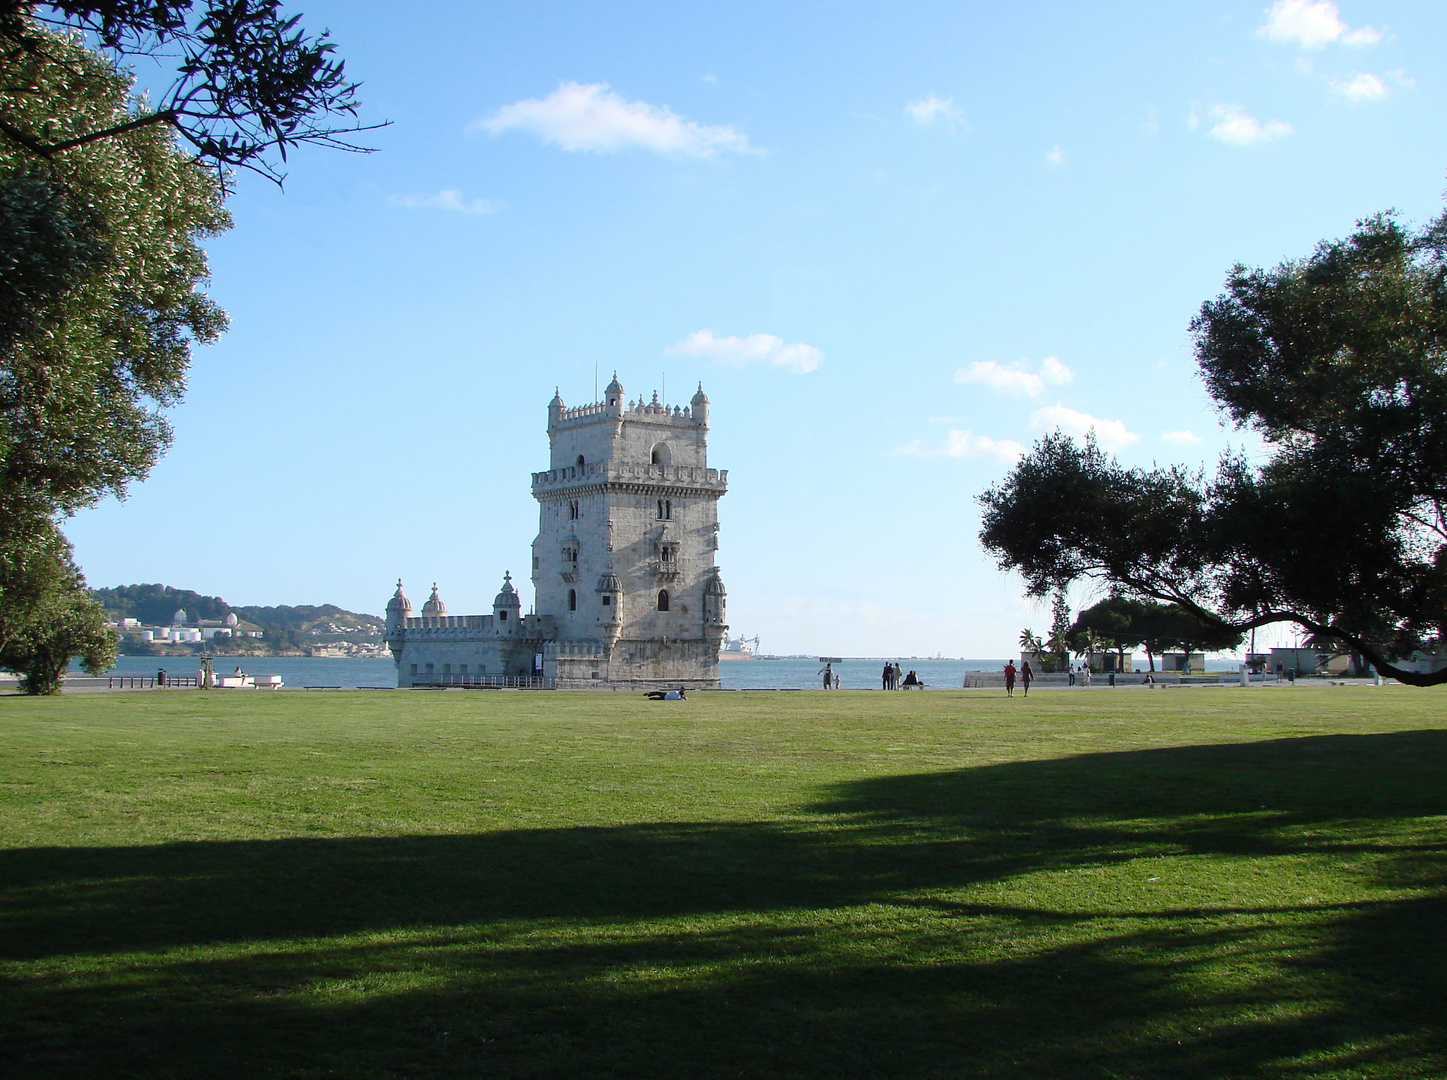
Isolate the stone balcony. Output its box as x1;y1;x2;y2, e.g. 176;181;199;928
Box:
532;461;728;495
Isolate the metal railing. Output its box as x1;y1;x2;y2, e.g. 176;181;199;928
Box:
410;674;554;689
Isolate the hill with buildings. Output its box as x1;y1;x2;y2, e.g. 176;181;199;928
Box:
92;584;386;657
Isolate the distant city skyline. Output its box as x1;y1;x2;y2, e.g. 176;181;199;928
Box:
65;0;1445;656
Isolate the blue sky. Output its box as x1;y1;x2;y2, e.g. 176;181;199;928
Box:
65;0;1446;656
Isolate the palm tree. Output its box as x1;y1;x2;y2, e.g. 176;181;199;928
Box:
1019;629;1044;656
1045;628;1070;673
1074;630;1106;672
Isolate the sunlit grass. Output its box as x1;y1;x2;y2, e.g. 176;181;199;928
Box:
2;686;1444;1077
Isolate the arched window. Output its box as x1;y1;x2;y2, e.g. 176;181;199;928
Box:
576;455;585;468
656;499;671;520
650;442;672;465
657;589;670;611
568;499;580;520
568;589;577;611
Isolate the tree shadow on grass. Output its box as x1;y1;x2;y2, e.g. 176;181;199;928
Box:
2;731;1445;1078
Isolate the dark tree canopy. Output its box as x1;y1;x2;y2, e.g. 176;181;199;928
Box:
1070;596;1242;672
980;208;1447;686
0;1;379;184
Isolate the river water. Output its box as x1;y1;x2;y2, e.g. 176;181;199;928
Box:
100;655;1010;690
99;654;1242;690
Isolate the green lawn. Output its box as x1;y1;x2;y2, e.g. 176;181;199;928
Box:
2;686;1444;1079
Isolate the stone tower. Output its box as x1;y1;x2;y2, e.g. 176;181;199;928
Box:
531;375;728;687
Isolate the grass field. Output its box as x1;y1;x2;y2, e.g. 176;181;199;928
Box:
1;686;1444;1079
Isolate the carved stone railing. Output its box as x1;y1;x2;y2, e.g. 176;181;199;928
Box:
532;462;727;493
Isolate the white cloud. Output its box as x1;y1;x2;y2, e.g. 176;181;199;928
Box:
956;361;1042;397
955;357;1074;397
1257;0;1380;49
665;330;822;374
476;82;755;158
905;94;967;130
1206;104;1293;145
1030;404;1140;452
1045;145;1066;166
1161;429;1203;445
1331;71;1389;101
391;189;502;216
1039;356;1073;386
895;429;1024;464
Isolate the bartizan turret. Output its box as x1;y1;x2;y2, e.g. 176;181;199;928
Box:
493;572;521;635
384;580;412;660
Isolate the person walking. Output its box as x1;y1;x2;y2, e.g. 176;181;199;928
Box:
881;662;891;690
893;662;903;689
833;671;841;690
820;662;833;689
1083;665;1092;688
1004;661;1017;697
1021;659;1034;696
1068;666;1076;688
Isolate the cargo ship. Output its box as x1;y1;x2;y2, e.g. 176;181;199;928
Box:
719;633;758;661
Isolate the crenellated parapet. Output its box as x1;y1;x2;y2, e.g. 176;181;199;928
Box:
552;401;612;425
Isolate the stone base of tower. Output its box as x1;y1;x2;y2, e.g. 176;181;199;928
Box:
547;639;721;690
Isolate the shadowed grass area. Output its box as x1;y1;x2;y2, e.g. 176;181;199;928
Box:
1;687;1444;1077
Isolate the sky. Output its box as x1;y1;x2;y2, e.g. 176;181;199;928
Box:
64;0;1447;657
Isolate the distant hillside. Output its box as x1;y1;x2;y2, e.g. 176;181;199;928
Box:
91;584;231;627
92;584;384;654
229;603;383;636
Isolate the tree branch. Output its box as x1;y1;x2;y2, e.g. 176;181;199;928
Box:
37;108;176;153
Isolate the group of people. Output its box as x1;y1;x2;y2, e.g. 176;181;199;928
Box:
880;662;921;689
1001;660;1038;697
1003;661;1127;696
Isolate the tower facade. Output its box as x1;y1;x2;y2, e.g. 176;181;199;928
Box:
384;377;727;689
532;376;728;688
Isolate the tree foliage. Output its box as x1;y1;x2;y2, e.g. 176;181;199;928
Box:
0;517;114;692
980;208;1447;686
0;7;370;689
1;1;378;184
1;29;229;516
1070;596;1242;672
